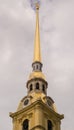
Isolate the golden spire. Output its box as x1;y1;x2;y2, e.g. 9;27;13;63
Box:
33;3;41;62
28;2;46;81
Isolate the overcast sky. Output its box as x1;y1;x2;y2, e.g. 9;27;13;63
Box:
0;0;74;130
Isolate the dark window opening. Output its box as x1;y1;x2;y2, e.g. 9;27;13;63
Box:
22;119;29;130
36;82;39;90
42;84;45;92
48;120;52;130
30;84;33;91
36;65;38;69
33;66;35;70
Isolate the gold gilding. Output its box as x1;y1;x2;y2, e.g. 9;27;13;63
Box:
29;71;45;80
33;4;41;62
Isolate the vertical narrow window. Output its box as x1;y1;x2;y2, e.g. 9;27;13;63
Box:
23;119;29;130
36;82;39;90
48;120;52;130
30;84;33;91
33;66;35;70
36;65;38;69
42;84;45;92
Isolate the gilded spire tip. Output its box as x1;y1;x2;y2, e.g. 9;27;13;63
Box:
33;1;41;63
31;0;40;11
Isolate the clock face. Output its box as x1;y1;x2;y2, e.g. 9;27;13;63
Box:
47;100;51;106
24;99;29;106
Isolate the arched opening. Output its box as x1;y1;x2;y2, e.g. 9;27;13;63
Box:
30;84;33;91
22;119;29;130
42;84;45;92
36;65;38;69
36;82;39;90
33;66;35;70
48;120;52;130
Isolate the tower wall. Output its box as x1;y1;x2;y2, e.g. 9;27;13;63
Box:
10;101;64;130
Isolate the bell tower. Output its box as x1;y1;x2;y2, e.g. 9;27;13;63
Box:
9;1;64;130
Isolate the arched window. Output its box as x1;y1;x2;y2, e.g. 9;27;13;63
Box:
42;84;45;92
30;84;33;91
22;119;29;130
36;65;38;69
48;120;52;130
33;66;35;70
36;82;39;90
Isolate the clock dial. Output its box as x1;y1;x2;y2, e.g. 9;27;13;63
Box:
24;99;29;106
47;100;51;106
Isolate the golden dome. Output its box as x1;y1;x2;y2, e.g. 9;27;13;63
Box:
29;71;46;80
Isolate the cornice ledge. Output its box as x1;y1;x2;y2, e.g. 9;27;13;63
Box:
9;99;64;120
